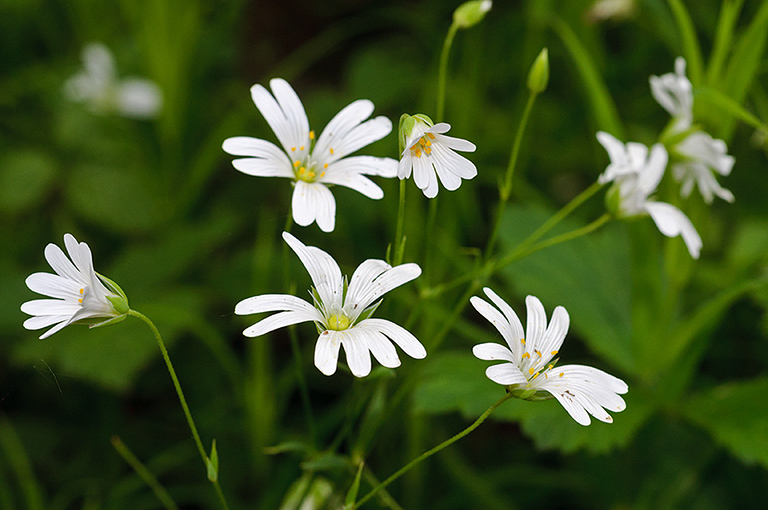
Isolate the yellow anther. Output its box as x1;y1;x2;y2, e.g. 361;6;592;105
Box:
291;147;296;152
522;352;530;359
559;372;564;377
307;172;315;179
535;349;542;358
78;298;83;304
330;147;334;155
547;363;554;370
299;167;306;174
300;145;305;151
520;338;525;345
323;163;328;169
551;350;558;356
293;160;301;168
425;147;432;155
415;148;422;158
319;171;325;178
427;132;436;139
425;140;432;147
531;372;539;379
79;288;84;294
309;130;315;140
528;367;535;375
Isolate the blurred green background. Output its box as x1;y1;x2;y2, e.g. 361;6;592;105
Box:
2;0;768;508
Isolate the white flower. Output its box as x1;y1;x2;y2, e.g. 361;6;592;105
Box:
597;131;703;259
586;0;636;22
650;58;734;203
471;289;628;426
235;232;426;377
222;79;397;233
673;131;735;203
649;57;692;132
21;234;128;339
398;116;477;198
64;42;162;119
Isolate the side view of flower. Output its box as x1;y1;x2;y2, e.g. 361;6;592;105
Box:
471;288;628;426
597;131;703;259
397;114;477;198
223;79;397;232
21;233;129;339
650;57;734;203
64;42;163;119
235;232;426;377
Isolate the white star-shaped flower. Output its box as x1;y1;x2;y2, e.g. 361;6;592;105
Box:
235;232;426;377
398;116;477;198
650;58;734;203
21;234;129;339
64;43;162;119
597;131;703;259
471;289;628;426
223;79;397;232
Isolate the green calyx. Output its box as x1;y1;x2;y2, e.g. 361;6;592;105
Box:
398;113;434;153
98;272;130;314
453;0;492;29
527;48;550;94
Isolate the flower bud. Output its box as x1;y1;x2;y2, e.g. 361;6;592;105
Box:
527;48;550;94
453;0;492;29
398;113;433;153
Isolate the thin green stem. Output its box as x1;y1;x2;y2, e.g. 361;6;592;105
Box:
111;436;179;510
393;179;407;265
436;23;458;122
351;393;513;509
128;310;231;510
666;0;704;86
485;90;538;259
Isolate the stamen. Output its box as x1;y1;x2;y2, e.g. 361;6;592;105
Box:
319;171;325;178
415;148;422;158
300;146;305;151
425;140;432;147
427;133;436;139
330;147;334;155
425;147;432;155
559;372;564;377
309;130;315;140
79;288;84;294
551;350;558;356
535;349;542;358
299;167;306;174
528;367;535;375
520;338;525;345
531;372;539;379
293;160;301;168
78;298;83;304
291;147;296;152
522;352;530;359
323;163;328;169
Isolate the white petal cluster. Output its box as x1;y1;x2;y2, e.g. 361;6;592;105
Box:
64;43;162;119
471;289;628;426
21;234;125;339
398;118;477;198
597;131;702;259
235;232;426;377
223;79;397;232
650;57;734;203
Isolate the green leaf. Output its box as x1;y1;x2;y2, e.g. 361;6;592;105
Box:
498;205;636;375
683;377;768;467
0;150;57;214
206;439;219;482
344;462;364;507
666;0;704;86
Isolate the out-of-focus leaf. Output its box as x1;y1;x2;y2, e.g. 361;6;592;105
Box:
726;219;768;271
347;43;421;110
12;290;203;392
498;205;636;375
0;151;57;213
414;352;649;453
683;377;768;467
65;165;166;234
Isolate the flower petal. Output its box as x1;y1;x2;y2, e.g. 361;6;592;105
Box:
23;314;71;331
314;100;392;162
345;260;421;316
524;295;548;355
325;155;397;178
644;201;702;259
291;181;337;232
532;305;569;369
340;329;372;377
242;310;316;338
485;363;528;386
223;137;294;178
320;171;384;200
25;273;82;300
472;342;515;362
360;318;426;359
315;330;342;376
234;294;320;318
481;288;525;359
470;296;524;358
21;299;80;316
251;79;310;158
116;79;163;118
435;134;476;152
353;324;401;369
44;241;82;283
282;232;344;309
431;143;477;180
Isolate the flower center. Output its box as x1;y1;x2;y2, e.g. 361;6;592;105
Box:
292;158;328;183
409;132;435;158
327;314;351;331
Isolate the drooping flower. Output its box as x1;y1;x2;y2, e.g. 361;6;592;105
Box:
650;58;734;203
64;42;162;119
471;289;628;426
597;131;702;259
397;114;477;198
21;234;129;339
235;232;426;377
223;79;397;232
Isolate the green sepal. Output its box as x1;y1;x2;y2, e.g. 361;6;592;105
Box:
453;0;492;29
356;299;382;323
508;385;553;401
527;48;550;94
344;461;365;508
206;439;219;482
106;295;130;315
88;314;127;329
605;183;622;217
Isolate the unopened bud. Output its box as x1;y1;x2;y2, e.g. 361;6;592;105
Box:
527;48;550;94
453;0;492;29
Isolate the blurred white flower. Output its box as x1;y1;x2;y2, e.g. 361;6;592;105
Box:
21;233;129;339
398;115;477;198
597;131;703;259
650;58;734;203
586;0;636;22
471;289;628;426
235;232;426;377
64;42;162;119
223;79;397;233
